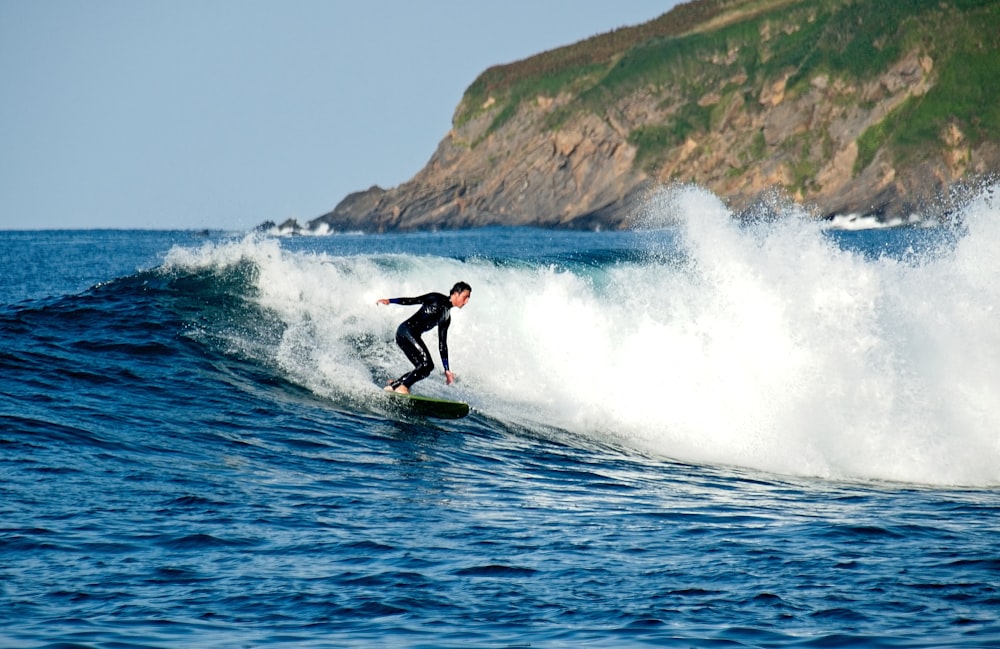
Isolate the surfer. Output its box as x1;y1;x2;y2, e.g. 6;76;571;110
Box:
377;282;472;394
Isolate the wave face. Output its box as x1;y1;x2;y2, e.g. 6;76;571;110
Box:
2;186;999;648
153;185;1000;487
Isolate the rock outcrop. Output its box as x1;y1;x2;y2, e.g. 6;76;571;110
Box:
295;0;999;234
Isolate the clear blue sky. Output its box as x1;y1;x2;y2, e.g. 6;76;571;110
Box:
1;1;682;230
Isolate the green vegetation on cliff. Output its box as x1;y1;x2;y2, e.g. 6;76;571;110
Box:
854;6;1000;172
458;0;1000;178
459;0;739;121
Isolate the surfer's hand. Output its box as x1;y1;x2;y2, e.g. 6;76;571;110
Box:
376;298;389;305
445;370;455;385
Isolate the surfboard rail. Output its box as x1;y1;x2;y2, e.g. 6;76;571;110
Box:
384;390;470;419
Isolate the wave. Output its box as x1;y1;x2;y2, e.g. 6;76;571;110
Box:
148;184;1000;487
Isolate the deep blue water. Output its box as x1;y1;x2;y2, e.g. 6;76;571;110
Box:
3;188;1000;648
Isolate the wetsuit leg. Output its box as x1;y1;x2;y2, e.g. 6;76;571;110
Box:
391;323;434;388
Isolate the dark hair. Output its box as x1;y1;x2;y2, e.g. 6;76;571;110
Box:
451;281;471;295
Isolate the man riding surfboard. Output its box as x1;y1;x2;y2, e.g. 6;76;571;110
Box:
377;281;471;394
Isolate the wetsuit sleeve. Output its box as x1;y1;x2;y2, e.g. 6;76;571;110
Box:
388;293;440;307
437;316;450;372
387;296;422;306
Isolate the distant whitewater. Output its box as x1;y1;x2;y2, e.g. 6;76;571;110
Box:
2;184;999;648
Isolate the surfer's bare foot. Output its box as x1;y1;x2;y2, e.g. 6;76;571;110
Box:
394;385;409;394
384;385;394;392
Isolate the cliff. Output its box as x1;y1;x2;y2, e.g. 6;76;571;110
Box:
300;0;1000;233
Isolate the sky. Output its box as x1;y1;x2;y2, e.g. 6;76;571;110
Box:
0;1;683;230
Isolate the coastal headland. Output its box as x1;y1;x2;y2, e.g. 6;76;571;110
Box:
267;0;1000;234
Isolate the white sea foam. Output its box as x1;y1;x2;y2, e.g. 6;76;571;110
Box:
821;212;937;230
164;183;1000;487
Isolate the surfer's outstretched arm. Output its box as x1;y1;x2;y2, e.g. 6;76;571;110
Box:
377;295;428;306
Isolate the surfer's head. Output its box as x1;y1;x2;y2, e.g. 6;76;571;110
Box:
450;281;471;309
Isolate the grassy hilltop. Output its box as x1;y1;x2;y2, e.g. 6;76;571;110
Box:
311;0;1000;232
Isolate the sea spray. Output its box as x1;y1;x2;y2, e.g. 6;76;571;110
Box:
618;184;1000;485
160;184;1000;486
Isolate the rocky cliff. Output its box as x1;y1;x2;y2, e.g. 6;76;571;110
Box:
295;0;999;234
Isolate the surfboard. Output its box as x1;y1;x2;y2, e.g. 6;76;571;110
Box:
384;390;470;419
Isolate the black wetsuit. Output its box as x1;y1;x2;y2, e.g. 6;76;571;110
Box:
386;293;453;389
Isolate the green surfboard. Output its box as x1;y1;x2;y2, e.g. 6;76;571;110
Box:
384;390;470;419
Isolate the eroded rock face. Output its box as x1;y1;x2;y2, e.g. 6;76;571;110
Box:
307;10;998;234
313;97;652;232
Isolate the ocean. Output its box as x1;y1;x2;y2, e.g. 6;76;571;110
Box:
2;185;999;648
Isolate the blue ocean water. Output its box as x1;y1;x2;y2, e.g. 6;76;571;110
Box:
2;186;999;648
